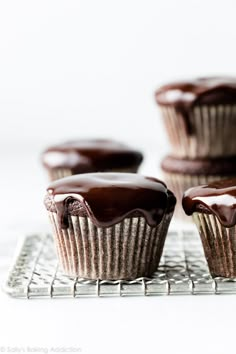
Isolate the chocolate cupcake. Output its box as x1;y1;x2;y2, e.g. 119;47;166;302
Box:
44;173;176;280
155;77;236;158
161;155;236;220
42;139;143;181
183;179;236;278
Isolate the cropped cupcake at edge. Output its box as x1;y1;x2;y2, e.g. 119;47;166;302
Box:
155;77;236;158
161;155;236;220
42;139;143;181
183;178;236;278
44;172;176;280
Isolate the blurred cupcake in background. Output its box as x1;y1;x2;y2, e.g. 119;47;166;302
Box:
161;155;236;220
44;172;176;279
183;178;236;278
42;139;143;181
155;77;236;159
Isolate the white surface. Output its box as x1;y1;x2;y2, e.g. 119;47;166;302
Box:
1;0;236;147
1;1;236;353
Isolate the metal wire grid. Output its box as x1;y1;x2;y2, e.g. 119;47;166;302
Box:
3;230;236;298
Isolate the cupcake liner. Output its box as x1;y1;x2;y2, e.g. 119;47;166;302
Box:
48;211;173;280
48;168;72;181
160;104;236;158
162;171;233;222
48;165;140;181
193;212;236;278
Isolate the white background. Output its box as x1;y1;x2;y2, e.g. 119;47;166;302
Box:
1;1;236;353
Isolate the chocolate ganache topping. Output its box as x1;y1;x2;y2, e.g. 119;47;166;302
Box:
161;155;236;175
45;173;176;229
42;139;143;173
182;178;236;227
155;77;236;134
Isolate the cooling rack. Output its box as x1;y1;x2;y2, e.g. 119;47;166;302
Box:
3;230;236;298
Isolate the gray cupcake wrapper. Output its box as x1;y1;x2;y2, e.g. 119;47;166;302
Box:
48;212;173;280
160;104;236;158
193;212;236;278
47;165;139;181
48;168;72;181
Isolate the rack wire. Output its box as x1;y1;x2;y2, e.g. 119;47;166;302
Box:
3;230;236;298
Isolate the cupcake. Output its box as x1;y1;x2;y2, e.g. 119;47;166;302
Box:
161;155;236;220
42;139;143;181
183;178;236;278
44;172;176;280
155;77;236;158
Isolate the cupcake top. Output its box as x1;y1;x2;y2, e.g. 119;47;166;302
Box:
45;172;176;229
182;178;236;227
161;155;236;176
155;77;236;133
42;139;143;173
155;77;236;106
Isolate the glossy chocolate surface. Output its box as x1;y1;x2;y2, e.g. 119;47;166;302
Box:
45;173;176;229
161;155;236;175
155;77;236;133
182;178;236;227
42;139;143;172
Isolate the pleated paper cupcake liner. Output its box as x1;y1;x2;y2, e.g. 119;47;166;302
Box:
48;168;72;181
160;104;236;158
162;171;233;222
193;213;236;278
48;165;140;181
48;211;173;280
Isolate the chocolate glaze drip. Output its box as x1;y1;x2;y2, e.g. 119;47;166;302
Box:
182;178;236;227
155;77;236;134
45;173;176;229
161;155;236;175
42;139;143;173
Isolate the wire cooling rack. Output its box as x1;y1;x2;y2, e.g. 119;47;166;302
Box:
3;230;236;298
